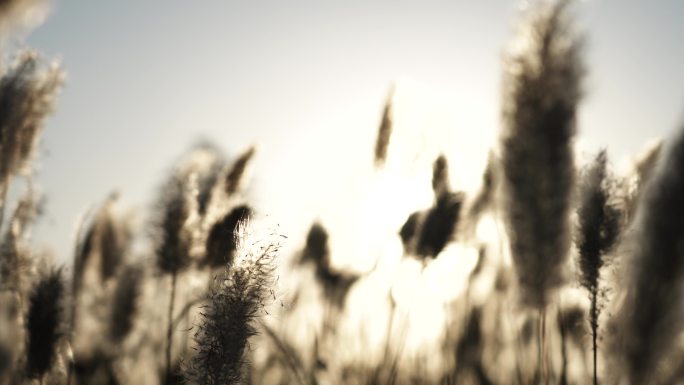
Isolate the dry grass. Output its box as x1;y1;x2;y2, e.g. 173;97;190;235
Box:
1;1;683;385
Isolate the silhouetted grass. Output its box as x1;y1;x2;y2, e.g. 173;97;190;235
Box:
374;87;394;167
0;50;60;230
400;155;464;260
608;124;684;385
154;166;197;384
184;225;277;385
1;1;682;385
225;146;255;197
203;205;252;269
575;150;622;385
25;267;64;382
500;0;583;310
108;265;143;345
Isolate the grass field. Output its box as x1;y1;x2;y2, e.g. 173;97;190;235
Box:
0;1;683;384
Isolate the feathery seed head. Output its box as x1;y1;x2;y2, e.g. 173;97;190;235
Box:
300;222;329;265
500;0;584;308
0;191;39;293
185;224;278;385
609;124;684;384
73;196;131;290
225;146;255;197
203;204;252;268
25;267;64;379
374;86;394;167
0;50;61;183
154;170;198;275
432;154;450;195
108;265;143;344
576;150;621;293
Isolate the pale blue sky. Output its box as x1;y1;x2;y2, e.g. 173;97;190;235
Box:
18;0;684;260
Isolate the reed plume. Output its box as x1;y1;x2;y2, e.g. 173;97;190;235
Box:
400;155;464;259
155;171;197;275
72;195;130;304
108;265;143;345
0;190;38;295
608;124;684;385
184;224;278;385
300;222;328;265
499;0;583;309
203;204;252;268
98;207;130;282
575;150;621;385
432;154;449;195
0;51;61;230
72;210;94;299
154;168;198;384
300;222;358;307
374;86;394;167
421;155;463;257
25;267;64;382
225;146;255;196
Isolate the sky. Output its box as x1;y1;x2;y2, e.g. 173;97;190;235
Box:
12;0;684;261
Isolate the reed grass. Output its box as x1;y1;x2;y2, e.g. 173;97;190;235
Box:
25;267;64;383
608;125;684;385
0;1;681;385
575;150;622;385
374;87;394;167
184;224;278;385
500;0;583;310
0;51;60;230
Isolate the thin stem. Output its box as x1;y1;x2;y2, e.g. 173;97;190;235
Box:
536;308;548;385
258;320;309;385
0;177;8;231
591;289;598;385
535;312;542;385
65;359;73;385
165;271;177;384
66;289;78;385
542;308;548;385
382;299;396;366
558;307;568;385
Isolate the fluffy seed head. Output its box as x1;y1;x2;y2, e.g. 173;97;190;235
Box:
108;265;143;344
154;171;197;275
225;146;255;197
374;87;394;167
500;0;583;308
576;150;621;293
203;205;252;268
185;225;278;385
608;125;684;384
300;222;329;265
25;267;64;379
0;191;38;293
0;51;61;183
